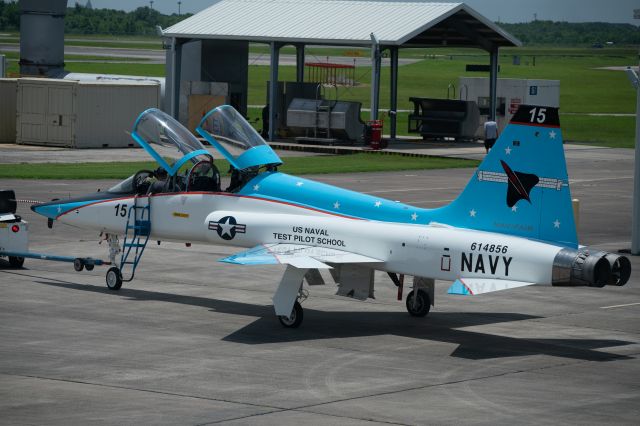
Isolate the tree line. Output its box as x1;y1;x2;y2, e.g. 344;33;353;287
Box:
0;3;189;36
0;2;638;44
500;21;640;46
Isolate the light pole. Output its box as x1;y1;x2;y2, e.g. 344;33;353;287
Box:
178;1;182;15
149;1;154;10
630;9;640;254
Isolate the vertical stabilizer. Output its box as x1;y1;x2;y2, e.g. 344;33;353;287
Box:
437;105;577;248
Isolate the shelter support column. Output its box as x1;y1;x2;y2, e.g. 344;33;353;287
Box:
268;42;281;141
489;47;499;121
389;46;399;142
170;37;183;119
370;33;381;120
296;44;305;83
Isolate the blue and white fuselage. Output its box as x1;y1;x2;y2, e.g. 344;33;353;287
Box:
32;105;630;326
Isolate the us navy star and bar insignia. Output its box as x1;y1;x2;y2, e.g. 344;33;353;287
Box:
208;216;246;240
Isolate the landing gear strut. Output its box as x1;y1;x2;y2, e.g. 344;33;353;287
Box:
102;234;122;290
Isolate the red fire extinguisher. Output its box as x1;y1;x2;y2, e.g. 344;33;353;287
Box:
368;120;383;150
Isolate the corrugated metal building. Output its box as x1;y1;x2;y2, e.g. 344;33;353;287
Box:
162;0;520;141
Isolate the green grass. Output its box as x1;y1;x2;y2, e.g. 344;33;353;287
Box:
0;35;162;50
0;51;150;62
2;41;636;148
248;50;636;114
561;115;636;148
2;58;165;77
62;40;163;50
0;154;478;180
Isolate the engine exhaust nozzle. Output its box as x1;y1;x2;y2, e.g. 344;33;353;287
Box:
604;253;631;286
552;249;615;288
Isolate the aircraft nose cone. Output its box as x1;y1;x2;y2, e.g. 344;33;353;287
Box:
31;202;61;220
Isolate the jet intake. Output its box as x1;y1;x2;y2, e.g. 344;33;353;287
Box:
552;249;629;288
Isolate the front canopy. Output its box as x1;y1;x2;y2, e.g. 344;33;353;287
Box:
131;108;212;176
196;105;282;171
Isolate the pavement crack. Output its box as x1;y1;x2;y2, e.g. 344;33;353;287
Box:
198;406;408;426
0;372;284;412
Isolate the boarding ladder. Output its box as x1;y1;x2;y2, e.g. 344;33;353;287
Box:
119;195;151;282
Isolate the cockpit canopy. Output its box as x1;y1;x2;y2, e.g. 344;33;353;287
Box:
108;105;282;195
131;108;212;176
197;105;282;171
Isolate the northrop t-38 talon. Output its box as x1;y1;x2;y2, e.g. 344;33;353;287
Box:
32;104;631;327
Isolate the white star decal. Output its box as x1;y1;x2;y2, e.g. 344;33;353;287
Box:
253;184;260;191
512;205;518;212
333;201;340;209
505;147;512;155
411;212;418;221
553;219;561;228
374;201;382;207
469;209;477;217
549;131;557;139
218;217;235;237
57;205;62;213
296;181;304;187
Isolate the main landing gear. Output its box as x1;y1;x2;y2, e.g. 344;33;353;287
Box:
278;301;304;328
277;286;308;328
390;273;433;317
406;289;431;317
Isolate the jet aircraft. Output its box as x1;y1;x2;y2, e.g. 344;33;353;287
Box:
31;105;631;327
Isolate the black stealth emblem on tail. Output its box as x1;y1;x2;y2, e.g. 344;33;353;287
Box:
500;160;539;207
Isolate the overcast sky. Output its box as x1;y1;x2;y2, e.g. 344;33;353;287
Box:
85;0;639;24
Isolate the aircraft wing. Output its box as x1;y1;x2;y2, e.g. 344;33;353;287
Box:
219;243;383;269
447;278;536;296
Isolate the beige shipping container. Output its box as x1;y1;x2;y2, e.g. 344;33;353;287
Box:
0;79;18;143
17;78;160;148
74;81;160;148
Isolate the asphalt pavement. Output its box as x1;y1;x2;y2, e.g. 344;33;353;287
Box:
0;148;639;425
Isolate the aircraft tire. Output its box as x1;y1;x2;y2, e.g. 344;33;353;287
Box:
85;264;95;271
8;256;24;268
106;267;123;291
73;258;84;272
278;301;303;328
406;290;430;317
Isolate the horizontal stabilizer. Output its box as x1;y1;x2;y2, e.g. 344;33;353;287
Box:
220;243;382;269
448;278;535;296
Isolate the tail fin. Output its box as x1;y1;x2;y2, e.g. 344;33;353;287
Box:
439;105;577;248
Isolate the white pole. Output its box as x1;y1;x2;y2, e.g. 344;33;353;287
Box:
632;60;640;255
631;9;640;254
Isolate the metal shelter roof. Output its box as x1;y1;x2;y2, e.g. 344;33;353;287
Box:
163;0;520;50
